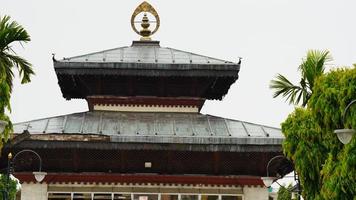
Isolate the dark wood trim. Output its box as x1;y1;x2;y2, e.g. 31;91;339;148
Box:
56;74;238;101
14;172;264;186
10;139;283;152
213;152;220;174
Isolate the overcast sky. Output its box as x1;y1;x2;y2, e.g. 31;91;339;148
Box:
2;0;356;127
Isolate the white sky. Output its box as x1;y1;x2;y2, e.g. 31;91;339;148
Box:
2;0;356;127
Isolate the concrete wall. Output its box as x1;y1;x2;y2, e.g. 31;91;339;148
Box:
19;182;268;200
20;183;47;200
243;186;268;200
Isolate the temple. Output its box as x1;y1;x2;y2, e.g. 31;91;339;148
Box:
1;2;286;200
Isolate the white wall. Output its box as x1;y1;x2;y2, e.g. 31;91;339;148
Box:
20;183;47;200
243;186;268;200
19;182;268;200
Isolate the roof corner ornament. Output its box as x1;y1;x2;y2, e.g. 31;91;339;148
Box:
52;53;57;62
131;1;160;41
238;57;242;65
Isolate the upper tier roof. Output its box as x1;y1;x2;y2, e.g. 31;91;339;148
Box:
54;41;240;78
54;41;240;101
59;41;237;66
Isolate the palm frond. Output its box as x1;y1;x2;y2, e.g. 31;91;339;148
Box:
0;81;11;112
270;74;307;106
0;15;30;51
4;52;34;84
299;78;311;107
0;55;14;92
299;50;332;91
270;50;332;107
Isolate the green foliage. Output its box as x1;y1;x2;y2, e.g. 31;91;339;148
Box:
0;174;19;200
270;50;332;107
277;184;292;200
281;66;356;200
0;15;34;150
0;113;12;144
282;109;325;199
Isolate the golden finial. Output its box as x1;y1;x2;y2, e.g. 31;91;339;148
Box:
139;13;151;40
131;1;160;41
8;152;12;160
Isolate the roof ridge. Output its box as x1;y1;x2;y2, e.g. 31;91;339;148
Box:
62;46;129;61
13;111;204;124
205;114;280;130
58;45;238;65
164;47;235;64
15;111;280;130
13;111;89;125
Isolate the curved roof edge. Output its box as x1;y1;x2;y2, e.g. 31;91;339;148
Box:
13;111;284;145
57;42;240;66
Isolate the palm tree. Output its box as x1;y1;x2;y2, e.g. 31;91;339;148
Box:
0;15;34;113
0;15;34;148
270;50;332;107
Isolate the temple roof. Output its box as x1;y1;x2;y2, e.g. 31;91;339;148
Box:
54;41;240;78
13;111;283;146
54;41;240;101
58;41;237;66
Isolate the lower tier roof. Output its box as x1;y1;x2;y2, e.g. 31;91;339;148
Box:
6;112;288;177
13;111;283;145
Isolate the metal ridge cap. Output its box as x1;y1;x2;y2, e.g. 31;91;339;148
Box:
109;135;284;145
164;47;238;64
205;114;281;130
131;40;160;46
12;111;88;125
53;65;240;73
58;46;129;61
54;61;239;67
54;68;240;77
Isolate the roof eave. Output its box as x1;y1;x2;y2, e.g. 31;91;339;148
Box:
54;61;240;71
54;61;240;77
55;68;239;77
8;138;283;152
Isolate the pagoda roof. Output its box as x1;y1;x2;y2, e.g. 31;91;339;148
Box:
8;112;285;176
54;41;240;77
13;111;283;147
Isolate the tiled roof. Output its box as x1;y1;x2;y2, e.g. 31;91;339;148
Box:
13;111;283;145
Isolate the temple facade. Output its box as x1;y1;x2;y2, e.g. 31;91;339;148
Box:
1;2;285;200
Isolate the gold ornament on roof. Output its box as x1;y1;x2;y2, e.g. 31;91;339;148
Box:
131;1;160;41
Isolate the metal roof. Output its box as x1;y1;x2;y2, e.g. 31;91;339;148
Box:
13;111;283;145
59;41;236;65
